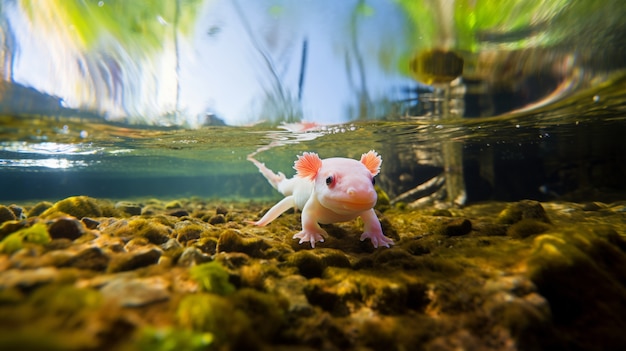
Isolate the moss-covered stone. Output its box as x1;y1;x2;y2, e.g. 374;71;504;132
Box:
106;218;172;244
216;229;272;258
114;201;143;216
0;205;17;224
0;222;50;254
176;294;254;349
174;220;208;243
526;228;626;350
41;196;103;219
27;201;54;218
108;247;162;273
497;200;550;224
47;217;87;241
231;288;287;340
439;218;472;236
189;261;236;295
165;200;183;209
507;218;551;238
286;250;325;278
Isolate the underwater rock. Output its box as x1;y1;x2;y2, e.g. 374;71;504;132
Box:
526;227;626;350
231;288;288;340
62;246;110;271
108;247;162;273
286;251;325;278
167;209;190;217
194;237;218;255
0;222;50;254
176;293;255;349
0;205;16;224
506;219;551;238
497;200;550;224
264;275;313;316
102;218;172;245
372;248;421;269
440;218;472;236
8;205;24;219
165;200;183;209
161;237;183;251
100;276;170;307
216;229;272;258
0;267;60;290
81;217;100;229
174;219;211;243
304;268;427;316
26;201;53;217
0;220;25;240
177;246;211;266
432;209;453;217
215;206;229;216
114;201;143;216
581;201;607;211
208;214;226;225
41;196;104;219
3;196;625;350
189;261;236;295
47;217;86;241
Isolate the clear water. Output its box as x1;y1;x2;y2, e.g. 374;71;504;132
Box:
0;1;625;203
1;73;624;203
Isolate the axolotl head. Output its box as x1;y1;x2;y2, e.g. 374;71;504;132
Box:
294;150;382;215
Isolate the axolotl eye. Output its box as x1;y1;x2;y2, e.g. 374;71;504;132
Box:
372;177;376;185
325;175;334;187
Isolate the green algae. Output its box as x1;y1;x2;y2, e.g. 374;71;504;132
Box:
132;327;213;351
189;261;236;295
526;227;626;350
1;197;625;350
26;201;54;217
176;293;252;348
374;185;391;212
497;199;551;224
109;218;172;244
41;196;104;219
0;222;50;254
0;205;16;224
231;288;288;340
507;218;552;238
216;229;273;258
0;284;107;351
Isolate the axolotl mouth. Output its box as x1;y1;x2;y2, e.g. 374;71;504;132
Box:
323;196;377;213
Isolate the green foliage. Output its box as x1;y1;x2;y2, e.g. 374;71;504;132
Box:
0;223;50;254
21;0;205;51
189;261;236;295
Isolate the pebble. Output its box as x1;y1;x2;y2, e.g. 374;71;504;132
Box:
0;205;17;224
47;217;86;241
100;276;170;307
108;247;163;273
441;218;472;236
114;201;143;216
177;247;211;267
0;267;60;290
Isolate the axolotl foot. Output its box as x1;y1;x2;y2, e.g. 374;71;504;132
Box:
293;230;325;248
360;231;394;248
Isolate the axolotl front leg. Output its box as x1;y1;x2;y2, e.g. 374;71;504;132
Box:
294;200;393;249
360;209;394;248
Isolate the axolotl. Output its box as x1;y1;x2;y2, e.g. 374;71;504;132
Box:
248;150;394;248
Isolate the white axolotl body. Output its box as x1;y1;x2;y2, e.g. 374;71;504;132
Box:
248;150;394;248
